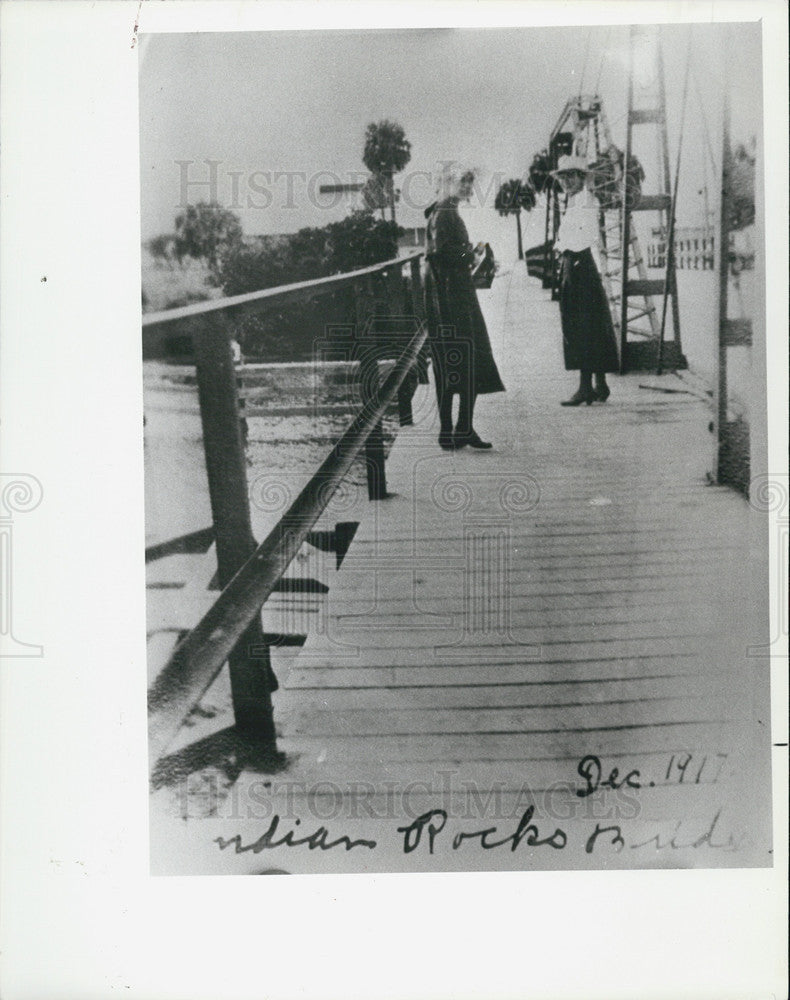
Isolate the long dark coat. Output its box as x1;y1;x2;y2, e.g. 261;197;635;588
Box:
423;199;505;396
558;248;620;373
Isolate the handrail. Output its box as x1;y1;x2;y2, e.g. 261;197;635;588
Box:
142;251;424;329
148;319;428;765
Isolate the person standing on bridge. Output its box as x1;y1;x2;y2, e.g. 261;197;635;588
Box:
424;165;505;450
553;155;619;406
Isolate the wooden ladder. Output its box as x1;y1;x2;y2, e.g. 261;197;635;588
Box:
615;24;686;373
545;61;686;373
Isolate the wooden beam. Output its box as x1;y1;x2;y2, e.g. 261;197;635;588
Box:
629;108;664;125
192;316;277;747
626;279;666;297
722;318;752;348
633;194;672;212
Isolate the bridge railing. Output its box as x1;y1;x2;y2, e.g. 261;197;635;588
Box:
143;252;427;768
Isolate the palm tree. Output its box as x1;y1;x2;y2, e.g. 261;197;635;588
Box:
362;120;412;225
360;173;389;221
528;149;556;195
494;179;536;260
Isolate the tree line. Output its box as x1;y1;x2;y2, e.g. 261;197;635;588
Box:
146;120;412;299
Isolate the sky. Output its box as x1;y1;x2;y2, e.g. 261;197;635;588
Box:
138;22;763;260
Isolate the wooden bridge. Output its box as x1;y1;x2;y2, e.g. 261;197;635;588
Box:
146;258;770;875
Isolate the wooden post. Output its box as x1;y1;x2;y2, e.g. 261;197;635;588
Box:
353;274;371;336
542;184;553;288
409;256;429;386
353;276;387;500
713;61;732;485
390;258;418;425
657;36;683;373
193;318;277;745
398;378;414;426
386;261;405;315
619;27;635;372
362;368;387;499
360;345;387;500
409;256;424;320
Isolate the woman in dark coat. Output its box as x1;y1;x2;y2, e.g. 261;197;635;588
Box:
424;168;505;449
553;155;619;405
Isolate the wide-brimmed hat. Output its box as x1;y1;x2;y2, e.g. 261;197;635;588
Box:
550;154;590;177
434;162;478;200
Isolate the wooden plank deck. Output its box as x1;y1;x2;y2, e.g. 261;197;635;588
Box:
149;263;771;875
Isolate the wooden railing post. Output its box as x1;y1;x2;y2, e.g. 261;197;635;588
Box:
353;272;373;334
393;258;423;425
397;379;414;427
147;254;425;756
148;312;428;766
360;342;387;500
411;257;431;387
711;66;728;485
409;255;424;320
386;260;405;315
193;318;277;746
353;274;388;499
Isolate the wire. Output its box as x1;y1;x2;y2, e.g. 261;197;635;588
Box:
700;125;712;238
594;27;613;94
691;58;719;178
578;30;592;96
658;26;694;369
605;108;630;135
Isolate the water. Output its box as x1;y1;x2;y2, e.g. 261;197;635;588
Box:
144;361;400;547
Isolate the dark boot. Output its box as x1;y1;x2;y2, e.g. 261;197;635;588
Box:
561;372;595;406
465;431;493;449
454;391;492;448
594;372;611;402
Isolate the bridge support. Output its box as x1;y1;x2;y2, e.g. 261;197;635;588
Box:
193;317;278;748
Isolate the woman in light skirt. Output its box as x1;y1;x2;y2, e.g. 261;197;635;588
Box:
552;155;619;406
